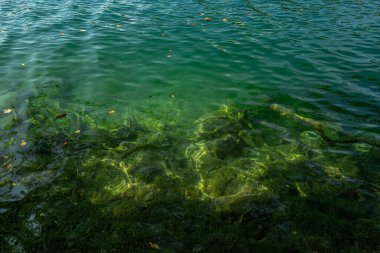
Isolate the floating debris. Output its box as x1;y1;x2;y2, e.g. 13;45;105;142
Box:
223;18;228;22
75;129;81;134
108;110;116;115
204;17;212;21
116;24;122;28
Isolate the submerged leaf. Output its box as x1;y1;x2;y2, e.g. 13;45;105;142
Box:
3;108;13;114
149;242;160;250
56;113;67;119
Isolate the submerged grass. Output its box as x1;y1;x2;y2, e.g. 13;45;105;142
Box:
0;84;379;253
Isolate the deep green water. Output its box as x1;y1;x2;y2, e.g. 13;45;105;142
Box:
1;0;380;252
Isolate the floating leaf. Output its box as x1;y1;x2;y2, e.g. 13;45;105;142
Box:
5;163;12;170
3;108;13;114
108;110;116;115
63;141;69;145
149;242;160;250
20;140;27;147
116;24;122;28
80;29;86;32
204;17;212;21
223;18;228;22
75;129;81;134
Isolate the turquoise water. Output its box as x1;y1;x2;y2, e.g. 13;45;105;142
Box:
1;0;380;252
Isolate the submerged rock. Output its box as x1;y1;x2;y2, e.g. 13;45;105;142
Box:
208;134;243;159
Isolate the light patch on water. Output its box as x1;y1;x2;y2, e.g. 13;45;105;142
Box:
6;236;25;253
24;213;42;237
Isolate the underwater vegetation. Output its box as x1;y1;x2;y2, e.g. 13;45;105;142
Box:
0;83;380;253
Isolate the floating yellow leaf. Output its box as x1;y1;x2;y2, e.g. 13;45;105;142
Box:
75;129;81;134
204;17;212;21
20;140;27;147
108;110;116;115
5;163;12;170
149;242;160;250
3;108;13;114
223;18;228;22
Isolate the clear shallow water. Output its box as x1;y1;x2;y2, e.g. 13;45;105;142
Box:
0;0;380;252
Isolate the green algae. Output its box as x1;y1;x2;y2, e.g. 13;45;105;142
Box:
0;92;379;253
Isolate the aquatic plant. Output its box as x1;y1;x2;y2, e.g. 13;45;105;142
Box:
0;91;379;252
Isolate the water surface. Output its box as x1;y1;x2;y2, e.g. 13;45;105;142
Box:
0;0;379;252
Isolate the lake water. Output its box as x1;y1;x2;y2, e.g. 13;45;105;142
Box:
1;0;379;252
